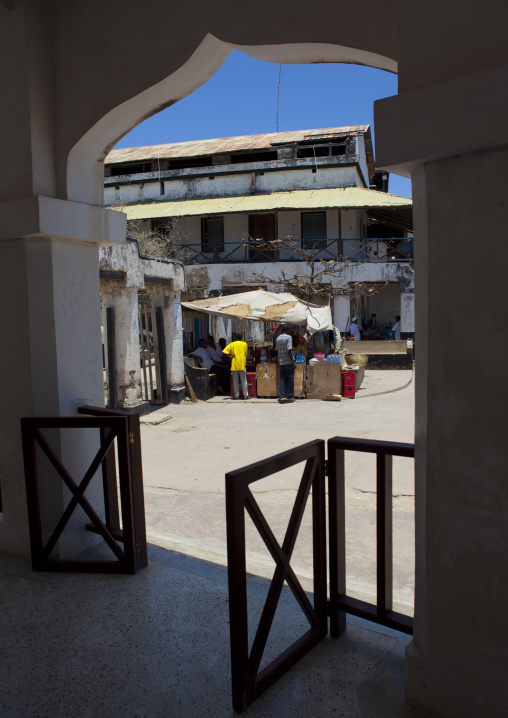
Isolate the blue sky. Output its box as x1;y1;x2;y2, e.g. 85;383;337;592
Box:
116;50;411;198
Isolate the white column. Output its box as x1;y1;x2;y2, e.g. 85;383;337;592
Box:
214;314;232;343
102;283;146;410
163;291;185;403
249;319;265;343
0;197;125;556
376;68;508;717
333;293;350;333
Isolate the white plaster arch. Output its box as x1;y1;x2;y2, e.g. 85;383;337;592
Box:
67;33;397;208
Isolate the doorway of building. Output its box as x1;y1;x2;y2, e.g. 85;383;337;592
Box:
248;213;278;262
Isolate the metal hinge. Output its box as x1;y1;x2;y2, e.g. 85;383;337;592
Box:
129;431;135;445
324;460;329;477
136;541;141;555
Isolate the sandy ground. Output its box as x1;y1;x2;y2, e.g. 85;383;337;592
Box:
140;369;415;614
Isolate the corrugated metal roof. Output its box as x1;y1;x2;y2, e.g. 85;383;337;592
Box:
116;187;411;221
105;126;370;165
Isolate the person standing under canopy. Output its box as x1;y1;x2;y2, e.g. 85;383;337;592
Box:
276;324;296;404
222;333;251;400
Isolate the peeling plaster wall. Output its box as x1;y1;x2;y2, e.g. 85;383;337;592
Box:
104;164;364;205
255;166;361;193
356;134;370;187
99;240;185;402
202;259;413;294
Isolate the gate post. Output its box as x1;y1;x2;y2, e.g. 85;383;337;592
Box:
155;307;169;405
105;307;117;409
328;443;347;638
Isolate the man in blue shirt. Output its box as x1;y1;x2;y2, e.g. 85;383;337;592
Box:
276;324;296;403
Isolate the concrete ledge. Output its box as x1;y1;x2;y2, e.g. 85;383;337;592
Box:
0;196;126;244
344;340;408;355
141;412;172;426
170;387;186;404
375;61;508;176
118;400;151;415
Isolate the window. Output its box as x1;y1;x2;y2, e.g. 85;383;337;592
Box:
301;211;327;250
201;216;224;253
151;218;173;237
109;161;152;176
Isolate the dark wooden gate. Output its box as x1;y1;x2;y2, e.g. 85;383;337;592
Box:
21;407;148;574
226;436;414;711
139;304;168;405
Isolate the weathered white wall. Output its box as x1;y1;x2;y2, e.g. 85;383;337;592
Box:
255;165;361;193
341;208;363;238
203;259;413;293
355;134;369;187
333;294;351;331
99;240;185;403
104;165;363;206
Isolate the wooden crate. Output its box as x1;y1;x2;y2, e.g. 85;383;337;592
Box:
256;363;279;397
294;364;305;398
306;363;342;399
256;363;306;398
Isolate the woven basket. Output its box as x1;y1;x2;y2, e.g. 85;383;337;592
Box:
345;353;369;369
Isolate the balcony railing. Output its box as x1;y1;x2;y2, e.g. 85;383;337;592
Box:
172;238;413;265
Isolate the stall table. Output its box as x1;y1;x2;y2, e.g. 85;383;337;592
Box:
256;363;306;398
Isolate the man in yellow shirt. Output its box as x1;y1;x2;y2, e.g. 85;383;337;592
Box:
222;333;251;400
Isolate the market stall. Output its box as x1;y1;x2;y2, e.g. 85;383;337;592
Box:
181;290;343;399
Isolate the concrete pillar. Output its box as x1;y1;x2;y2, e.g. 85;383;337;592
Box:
101;282;148;412
400;290;414;334
163;291;185;403
376;66;508;717
249;319;264;343
213;314;232;343
333;293;350;333
0;197;125;556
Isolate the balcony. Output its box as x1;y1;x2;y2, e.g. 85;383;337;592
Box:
173;238;413;265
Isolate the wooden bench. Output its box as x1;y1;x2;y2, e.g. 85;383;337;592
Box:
184;356;217;401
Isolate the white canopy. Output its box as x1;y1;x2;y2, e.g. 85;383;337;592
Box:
181;289;334;336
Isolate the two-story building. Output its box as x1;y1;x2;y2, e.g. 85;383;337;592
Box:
104;126;413;349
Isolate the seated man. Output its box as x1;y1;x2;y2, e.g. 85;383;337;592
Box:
206;335;230;368
189;339;229;395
